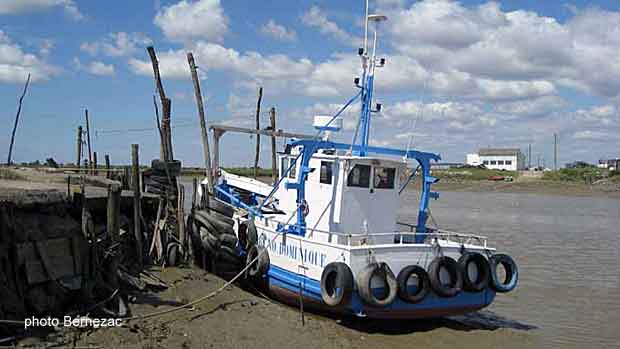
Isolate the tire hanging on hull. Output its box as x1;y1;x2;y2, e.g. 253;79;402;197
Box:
320;262;354;307
396;265;430;303
458;252;491;292
356;262;398;307
489;253;518;293
428;256;463;297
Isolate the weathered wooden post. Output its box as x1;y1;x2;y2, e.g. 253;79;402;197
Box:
131;144;143;269
192;177;198;211
187;52;213;206
147;46;173;161
177;183;186;257
270;107;277;184
85;109;93;174
105;154;111;179
7;73;30;166
93;151;98;176
123;167;130;190
107;184;121;288
76;126;83;170
254;87;263;178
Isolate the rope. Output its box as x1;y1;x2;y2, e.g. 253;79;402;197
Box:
120;204;301;322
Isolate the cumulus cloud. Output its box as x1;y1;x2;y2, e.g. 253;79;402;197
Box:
154;0;228;43
81;32;152;57
73;57;115;76
128;41;314;88
260;20;297;42
385;1;620;100
301;6;360;46
0;30;59;83
86;61;115;76
0;0;84;20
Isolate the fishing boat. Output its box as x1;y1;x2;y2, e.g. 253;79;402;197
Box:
191;1;518;319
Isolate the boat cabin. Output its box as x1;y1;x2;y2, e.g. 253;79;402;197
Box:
274;150;406;244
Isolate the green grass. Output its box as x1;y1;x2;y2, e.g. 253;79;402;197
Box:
542;167;607;183
432;168;518;181
179;167;274;177
223;167;274;177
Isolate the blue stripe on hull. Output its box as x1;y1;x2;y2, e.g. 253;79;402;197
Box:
266;265;496;319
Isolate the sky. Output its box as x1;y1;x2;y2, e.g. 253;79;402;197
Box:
1;0;620;168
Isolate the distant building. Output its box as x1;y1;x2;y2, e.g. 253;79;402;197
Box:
598;159;619;171
466;148;525;171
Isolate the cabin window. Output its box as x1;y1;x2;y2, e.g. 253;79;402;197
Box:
280;157;288;177
320;161;333;184
289;158;297;179
347;164;371;188
280;157;296;179
498;160;504;165
374;167;395;189
505;160;512;165
490;160;497;165
483;160;489;165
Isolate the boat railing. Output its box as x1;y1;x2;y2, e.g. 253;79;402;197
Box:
263;217;488;248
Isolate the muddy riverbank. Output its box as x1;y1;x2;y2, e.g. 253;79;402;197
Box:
19;265;537;349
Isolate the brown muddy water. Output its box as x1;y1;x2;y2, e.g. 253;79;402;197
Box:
181;177;620;348
400;191;620;348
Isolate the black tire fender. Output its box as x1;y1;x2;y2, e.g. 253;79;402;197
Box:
194;210;234;235
489;254;518;293
238;220;258;250
428;256;463;297
246;245;270;278
219;232;238;249
200;227;219;252
217;248;241;266
320;262;354;307
356;262;398;307
207;200;234;218
396;265;430;303
458;252;491;292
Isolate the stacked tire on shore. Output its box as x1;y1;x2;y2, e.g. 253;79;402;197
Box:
188;200;261;280
144;159;182;196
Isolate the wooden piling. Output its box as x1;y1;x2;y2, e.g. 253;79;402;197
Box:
7;73;30;165
192;177;198;211
269;107;277;184
131;144;143;269
254;87;263;178
187;52;213;205
147;46;173;161
105;154;110;179
123;167;130;190
76;126;83;169
93;152;98;176
85;109;93;174
177;183;186;257
107;184;121;288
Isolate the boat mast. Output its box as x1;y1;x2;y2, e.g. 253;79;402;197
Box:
357;6;387;157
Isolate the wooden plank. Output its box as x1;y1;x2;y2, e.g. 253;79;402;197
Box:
209;124;314;140
16;237;79;285
132;144;143;268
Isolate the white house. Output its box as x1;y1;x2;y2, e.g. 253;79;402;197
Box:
466;148;525;171
466;153;481;166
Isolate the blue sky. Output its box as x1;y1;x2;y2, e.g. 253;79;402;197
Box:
1;0;619;167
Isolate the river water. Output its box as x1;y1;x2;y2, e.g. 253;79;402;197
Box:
182;176;620;348
399;190;620;348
